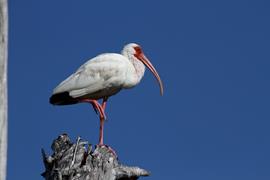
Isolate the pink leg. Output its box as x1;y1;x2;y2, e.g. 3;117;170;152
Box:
99;97;108;145
80;99;106;145
80;99;106;120
102;97;108;110
99;116;104;145
99;97;117;156
80;98;116;152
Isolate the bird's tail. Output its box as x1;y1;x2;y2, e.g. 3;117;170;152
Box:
50;92;79;105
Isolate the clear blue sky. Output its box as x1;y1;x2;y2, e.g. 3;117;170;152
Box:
8;0;270;179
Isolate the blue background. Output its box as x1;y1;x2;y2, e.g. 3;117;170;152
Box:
8;0;270;179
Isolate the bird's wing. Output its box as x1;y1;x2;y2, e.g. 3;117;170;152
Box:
53;53;130;98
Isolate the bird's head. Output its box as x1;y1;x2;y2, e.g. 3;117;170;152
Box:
122;43;164;96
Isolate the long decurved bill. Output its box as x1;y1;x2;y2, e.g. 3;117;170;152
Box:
137;53;164;95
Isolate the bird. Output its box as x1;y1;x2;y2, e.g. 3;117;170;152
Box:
50;43;164;145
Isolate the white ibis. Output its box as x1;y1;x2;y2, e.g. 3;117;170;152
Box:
50;43;163;145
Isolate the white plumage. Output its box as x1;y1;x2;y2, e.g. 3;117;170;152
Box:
53;53;138;99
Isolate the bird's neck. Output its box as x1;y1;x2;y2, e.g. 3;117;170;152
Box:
123;52;145;83
132;57;145;82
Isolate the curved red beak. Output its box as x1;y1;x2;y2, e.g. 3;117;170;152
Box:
136;53;164;96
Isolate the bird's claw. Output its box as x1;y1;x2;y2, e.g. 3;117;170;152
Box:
97;144;117;158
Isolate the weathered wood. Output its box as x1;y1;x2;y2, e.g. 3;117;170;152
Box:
42;134;150;180
0;0;8;179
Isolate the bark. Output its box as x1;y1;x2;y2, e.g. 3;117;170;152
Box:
42;134;150;180
0;0;8;179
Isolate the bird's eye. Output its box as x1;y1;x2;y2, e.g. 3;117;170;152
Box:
134;46;142;55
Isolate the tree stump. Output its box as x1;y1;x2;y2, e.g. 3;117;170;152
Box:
42;134;150;180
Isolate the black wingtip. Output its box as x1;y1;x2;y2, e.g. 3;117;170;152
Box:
50;92;79;105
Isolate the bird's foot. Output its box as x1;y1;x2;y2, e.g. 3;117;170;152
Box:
97;144;118;158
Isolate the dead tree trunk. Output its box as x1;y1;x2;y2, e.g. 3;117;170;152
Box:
0;0;8;179
42;134;150;180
